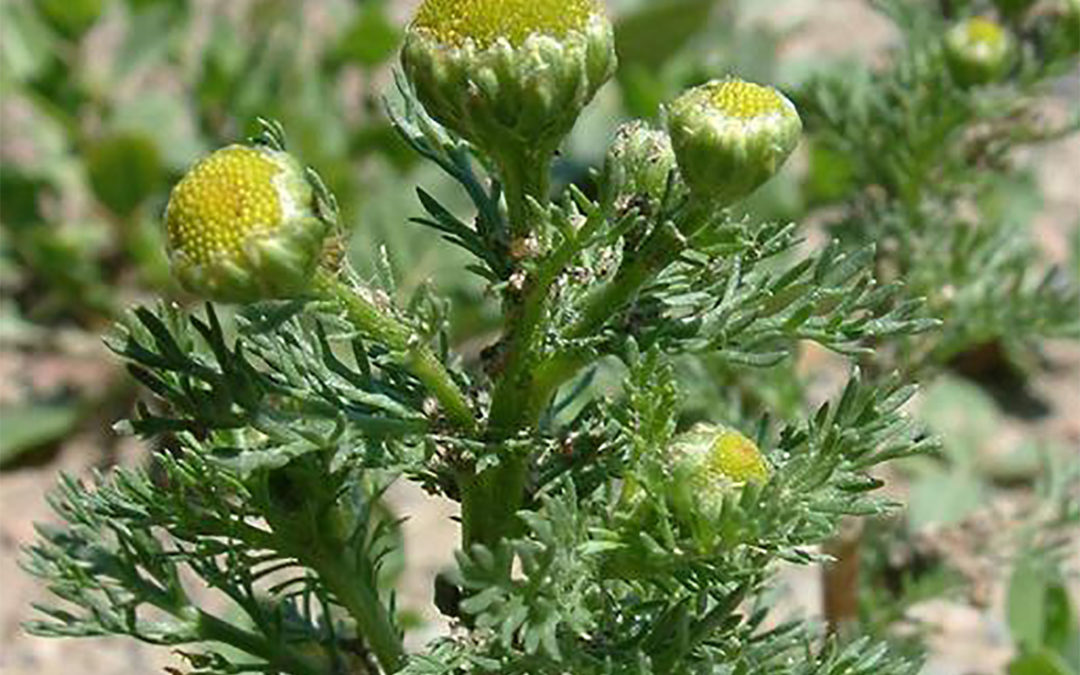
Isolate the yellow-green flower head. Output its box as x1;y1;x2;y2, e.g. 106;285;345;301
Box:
944;17;1014;87
666;78;802;206
666;423;771;521
166;145;331;303
401;0;616;157
412;0;598;49
605;121;681;204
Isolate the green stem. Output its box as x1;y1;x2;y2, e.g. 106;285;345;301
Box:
456;146;553;551
312;268;475;432
458;455;528;549
264;471;407;674
197;610;331;675
501;199;711;434
494;144;552;245
568;220;688;340
308;552;407;673
484;144;562;438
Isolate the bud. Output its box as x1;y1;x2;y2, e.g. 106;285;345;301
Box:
666;424;771;521
165;145;331;303
666;78;802;207
401;0;616;158
944;17;1014;87
605;121;681;205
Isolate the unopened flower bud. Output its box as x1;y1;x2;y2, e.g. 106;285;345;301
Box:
401;0;616;158
165;145;331;303
666;78;801;207
605;121;681;204
944;17;1014;87
666;424;771;520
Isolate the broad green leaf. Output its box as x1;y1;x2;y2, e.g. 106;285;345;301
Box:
0;403;81;466
37;0;104;40
87;132;164;217
1007;554;1077;659
1;2;56;85
918;375;1000;467
614;0;718;71
111;92;207;170
335;2;401;68
906;471;983;530
1009;556;1050;651
1009;649;1074;675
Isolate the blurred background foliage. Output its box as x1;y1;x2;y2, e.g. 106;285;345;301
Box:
1;0;1078;672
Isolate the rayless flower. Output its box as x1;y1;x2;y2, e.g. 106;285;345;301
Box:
166;145;331;303
666;423;771;522
401;0;616;166
944;17;1015;87
666;78;802;208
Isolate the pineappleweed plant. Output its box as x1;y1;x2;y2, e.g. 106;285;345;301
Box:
23;1;941;673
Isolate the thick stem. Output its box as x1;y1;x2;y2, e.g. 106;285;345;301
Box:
494;144;553;246
312;268;475;432
569;220;687;340
264;472;407;674
197;610;332;675
308;552;407;673
458;455;528;550
457;145;553;551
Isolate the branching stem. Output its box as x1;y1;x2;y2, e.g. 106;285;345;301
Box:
196;610;332;675
312;268;475;432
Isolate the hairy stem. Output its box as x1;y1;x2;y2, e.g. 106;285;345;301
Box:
312;268;475;431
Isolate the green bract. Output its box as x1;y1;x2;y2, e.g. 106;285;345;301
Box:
401;0;616;160
666;78;802;207
944;17;1014;87
165;145;331;303
605;121;681;205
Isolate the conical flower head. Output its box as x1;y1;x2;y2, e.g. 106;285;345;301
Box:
944;17;1014;87
166;145;331;303
401;0;616;157
666;78;802;206
666;423;771;521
